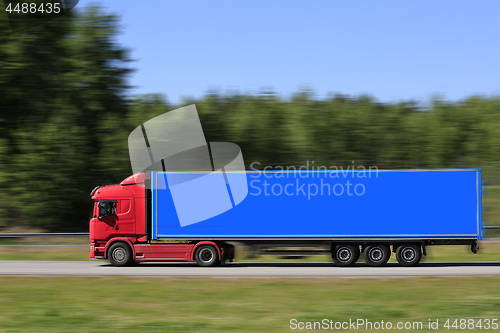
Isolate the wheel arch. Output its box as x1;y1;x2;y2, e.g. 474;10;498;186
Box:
190;241;222;261
104;238;135;259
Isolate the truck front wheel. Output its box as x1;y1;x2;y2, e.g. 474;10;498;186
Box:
364;244;390;267
396;244;421;267
332;244;358;266
108;242;133;267
195;245;220;267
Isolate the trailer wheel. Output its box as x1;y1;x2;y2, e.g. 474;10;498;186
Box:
332;244;358;266
195;245;220;267
352;245;361;263
396;244;421;267
108;242;133;267
364;244;390;267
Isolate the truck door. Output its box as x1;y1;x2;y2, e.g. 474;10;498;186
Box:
115;198;135;234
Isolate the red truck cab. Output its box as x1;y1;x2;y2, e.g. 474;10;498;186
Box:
89;173;234;267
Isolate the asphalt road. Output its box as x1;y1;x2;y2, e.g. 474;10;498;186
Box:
0;260;500;277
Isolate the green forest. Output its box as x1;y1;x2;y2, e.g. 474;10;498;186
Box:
2;6;500;230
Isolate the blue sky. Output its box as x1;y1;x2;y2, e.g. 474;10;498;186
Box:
79;0;500;104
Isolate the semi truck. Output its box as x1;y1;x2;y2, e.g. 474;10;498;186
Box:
89;168;482;267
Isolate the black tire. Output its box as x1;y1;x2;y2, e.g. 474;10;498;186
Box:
195;245;220;267
352;245;361;263
364;244;390;267
108;242;133;267
332;244;358;266
396;244;421;267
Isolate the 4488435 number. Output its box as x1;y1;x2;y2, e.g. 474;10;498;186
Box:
444;319;498;330
5;2;61;14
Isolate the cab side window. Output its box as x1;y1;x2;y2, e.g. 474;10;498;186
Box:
98;200;117;217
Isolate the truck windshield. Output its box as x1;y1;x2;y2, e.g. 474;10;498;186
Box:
98;200;117;217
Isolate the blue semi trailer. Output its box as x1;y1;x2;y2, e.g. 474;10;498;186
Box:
147;168;481;267
90;168;481;267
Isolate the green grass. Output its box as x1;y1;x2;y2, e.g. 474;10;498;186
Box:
0;247;89;261
0;276;498;332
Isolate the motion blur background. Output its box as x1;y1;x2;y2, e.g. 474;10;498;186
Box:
1;1;500;232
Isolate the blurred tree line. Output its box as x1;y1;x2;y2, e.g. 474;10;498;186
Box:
1;5;500;231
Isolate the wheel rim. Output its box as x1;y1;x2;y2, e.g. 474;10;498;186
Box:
337;247;352;262
369;247;384;262
401;247;416;262
112;248;127;263
199;248;214;263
